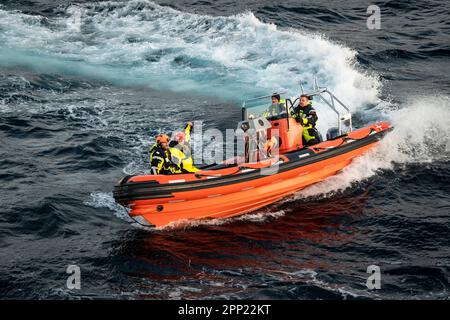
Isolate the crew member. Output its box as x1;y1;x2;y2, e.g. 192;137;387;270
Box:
291;94;321;146
263;93;286;118
169;121;199;173
149;133;181;175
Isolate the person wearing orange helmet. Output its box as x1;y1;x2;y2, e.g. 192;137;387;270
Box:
149;133;181;175
169;121;199;173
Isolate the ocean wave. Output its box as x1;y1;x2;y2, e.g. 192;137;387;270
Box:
0;0;380;112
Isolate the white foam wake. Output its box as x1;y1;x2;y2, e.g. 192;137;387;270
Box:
160;209;286;231
84;192;134;222
295;95;450;199
0;0;379;114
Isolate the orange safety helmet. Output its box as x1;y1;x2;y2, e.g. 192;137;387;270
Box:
156;134;169;145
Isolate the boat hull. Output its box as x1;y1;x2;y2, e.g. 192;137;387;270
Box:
113;122;391;228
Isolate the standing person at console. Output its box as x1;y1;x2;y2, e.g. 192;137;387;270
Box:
291;94;321;146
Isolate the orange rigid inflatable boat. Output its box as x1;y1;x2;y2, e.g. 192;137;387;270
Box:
113;86;392;228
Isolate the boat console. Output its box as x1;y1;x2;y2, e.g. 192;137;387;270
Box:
240;80;354;156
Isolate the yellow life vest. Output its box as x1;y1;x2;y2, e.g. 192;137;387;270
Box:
170;146;199;173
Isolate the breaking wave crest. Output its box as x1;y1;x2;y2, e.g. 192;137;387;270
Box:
296;95;450;199
0;0;379;109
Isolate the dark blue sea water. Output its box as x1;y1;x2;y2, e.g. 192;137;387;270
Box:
0;0;449;299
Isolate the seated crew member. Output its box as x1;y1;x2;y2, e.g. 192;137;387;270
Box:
263;93;286;118
149;133;181;175
169;121;199;173
291;94;321;146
